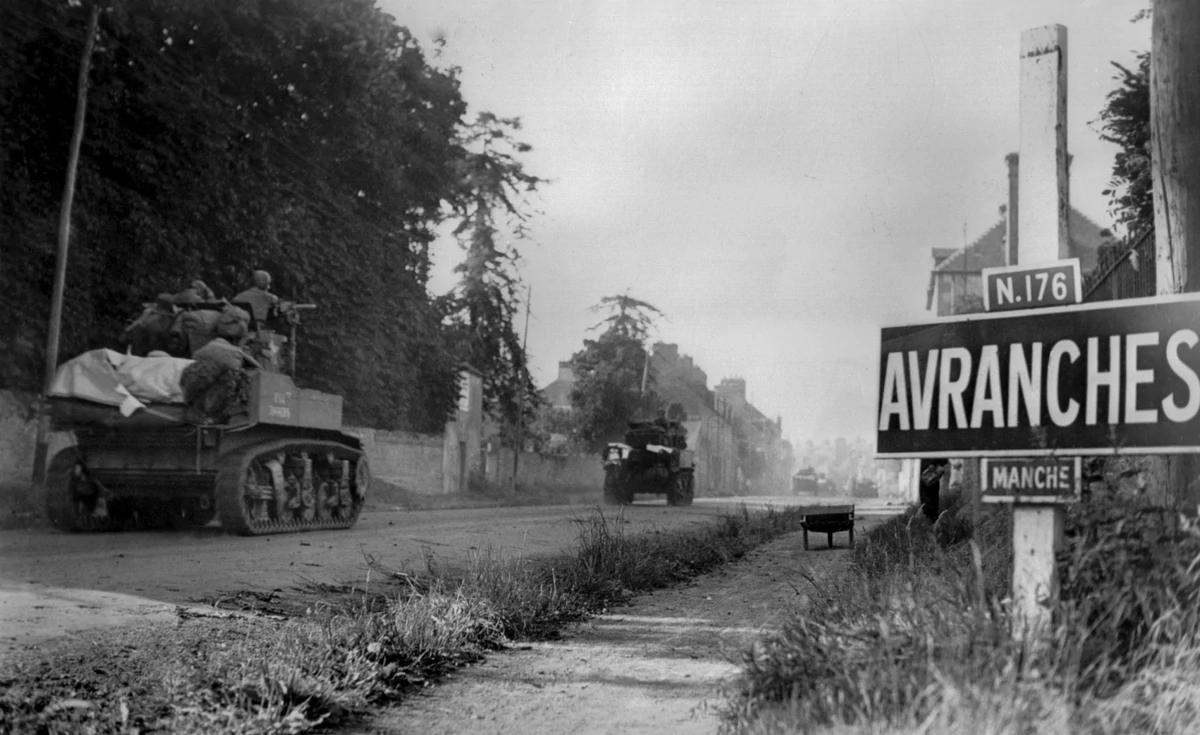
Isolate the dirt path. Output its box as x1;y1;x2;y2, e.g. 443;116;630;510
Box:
365;526;862;735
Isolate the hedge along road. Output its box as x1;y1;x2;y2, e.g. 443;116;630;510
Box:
0;496;861;652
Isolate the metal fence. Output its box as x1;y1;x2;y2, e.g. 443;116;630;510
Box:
1081;229;1155;303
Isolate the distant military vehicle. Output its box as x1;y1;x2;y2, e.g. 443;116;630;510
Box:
602;420;695;506
792;466;820;494
45;290;368;536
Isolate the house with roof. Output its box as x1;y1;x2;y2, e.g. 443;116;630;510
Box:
649;343;738;495
541;361;576;411
713;376;792;494
926;153;1116;316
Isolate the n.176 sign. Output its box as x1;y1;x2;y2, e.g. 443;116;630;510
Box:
876;293;1200;457
982;259;1081;312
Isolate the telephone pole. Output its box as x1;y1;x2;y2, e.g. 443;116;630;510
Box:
32;3;101;486
1152;0;1200;507
511;285;532;491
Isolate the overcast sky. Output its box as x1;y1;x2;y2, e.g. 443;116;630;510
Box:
380;0;1150;446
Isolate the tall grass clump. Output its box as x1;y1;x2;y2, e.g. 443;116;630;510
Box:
6;504;805;734
553;505;800;604
726;490;1200;735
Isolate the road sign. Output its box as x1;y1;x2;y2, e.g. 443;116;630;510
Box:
981;457;1081;503
982;259;1081;312
876;292;1200;457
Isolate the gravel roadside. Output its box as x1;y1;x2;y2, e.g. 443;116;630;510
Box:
364;524;869;735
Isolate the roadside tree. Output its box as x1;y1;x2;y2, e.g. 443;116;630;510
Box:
568;295;664;452
0;0;541;433
441;113;543;445
1096;51;1152;240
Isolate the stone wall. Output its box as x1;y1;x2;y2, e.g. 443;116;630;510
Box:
341;427;445;496
0;392;73;484
484;448;603;491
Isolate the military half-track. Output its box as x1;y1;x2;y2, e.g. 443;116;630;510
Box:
601;420;695;507
44;296;368;536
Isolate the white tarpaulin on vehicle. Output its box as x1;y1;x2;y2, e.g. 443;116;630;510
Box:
50;349;193;416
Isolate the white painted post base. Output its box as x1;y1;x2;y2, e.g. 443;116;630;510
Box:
1011;504;1064;639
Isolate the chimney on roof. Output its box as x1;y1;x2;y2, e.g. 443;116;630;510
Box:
557;361;575;382
716;377;746;403
655;342;679;365
1006;152;1019;266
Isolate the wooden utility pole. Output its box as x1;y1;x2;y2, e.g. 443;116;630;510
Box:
511;285;532;491
31;3;101;486
1011;24;1069;639
1152;0;1200;508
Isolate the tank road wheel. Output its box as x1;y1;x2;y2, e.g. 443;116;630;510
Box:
666;472;694;507
217;440;366;535
45;449;116;532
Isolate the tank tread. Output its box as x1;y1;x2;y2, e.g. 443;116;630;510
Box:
216;438;367;536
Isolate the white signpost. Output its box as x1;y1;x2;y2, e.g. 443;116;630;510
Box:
1011;24;1069;639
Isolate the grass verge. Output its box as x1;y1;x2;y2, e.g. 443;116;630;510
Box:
724;491;1200;734
2;504;805;733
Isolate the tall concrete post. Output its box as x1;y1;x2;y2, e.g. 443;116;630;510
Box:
1011;24;1069;639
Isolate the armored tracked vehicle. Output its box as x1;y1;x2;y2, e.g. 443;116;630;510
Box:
601;420;695;507
792;466;820;495
44;296;368;536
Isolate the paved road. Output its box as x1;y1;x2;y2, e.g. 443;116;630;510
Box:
0;495;903;651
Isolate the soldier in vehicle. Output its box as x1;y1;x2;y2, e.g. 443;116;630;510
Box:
122;293;177;355
233;269;303;372
233;269;280;323
174;279;217;305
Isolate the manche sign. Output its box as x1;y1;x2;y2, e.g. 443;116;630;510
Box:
876;293;1200;457
981;457;1081;503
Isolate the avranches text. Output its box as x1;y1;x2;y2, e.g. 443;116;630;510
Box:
875;296;1200;456
878;331;1200;431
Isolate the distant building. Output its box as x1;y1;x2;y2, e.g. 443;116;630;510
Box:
714;376;790;494
541;361;576;411
926;153;1115;317
650;343;737;495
